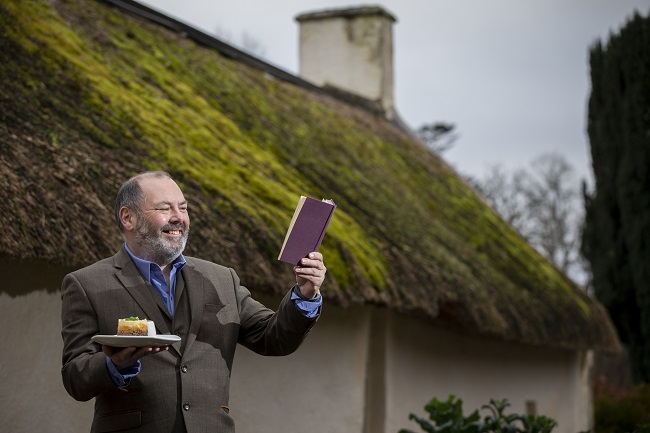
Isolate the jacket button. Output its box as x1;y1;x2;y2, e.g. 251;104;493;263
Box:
183;404;190;411
181;365;188;373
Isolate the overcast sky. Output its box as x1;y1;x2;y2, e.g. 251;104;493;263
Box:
137;0;648;183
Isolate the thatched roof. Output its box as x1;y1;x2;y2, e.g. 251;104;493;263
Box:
0;0;621;352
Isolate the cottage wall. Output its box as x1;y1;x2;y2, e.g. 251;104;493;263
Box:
230;294;371;433
385;312;593;433
1;280;593;433
1;277;93;432
232;303;595;433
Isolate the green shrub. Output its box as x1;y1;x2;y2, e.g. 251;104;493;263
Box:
398;395;557;433
594;384;650;433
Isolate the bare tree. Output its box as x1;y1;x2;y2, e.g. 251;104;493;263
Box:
213;25;234;44
520;154;583;275
470;153;587;285
240;31;267;58
213;26;267;59
470;164;527;230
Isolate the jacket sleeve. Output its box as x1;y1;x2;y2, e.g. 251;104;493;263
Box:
60;272;119;401
231;269;319;356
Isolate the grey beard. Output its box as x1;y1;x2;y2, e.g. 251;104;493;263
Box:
135;222;189;266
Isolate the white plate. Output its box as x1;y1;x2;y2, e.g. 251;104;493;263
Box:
91;334;181;347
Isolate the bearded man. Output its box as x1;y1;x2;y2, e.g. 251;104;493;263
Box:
61;171;326;433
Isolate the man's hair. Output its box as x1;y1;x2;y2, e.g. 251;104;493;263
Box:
115;171;173;233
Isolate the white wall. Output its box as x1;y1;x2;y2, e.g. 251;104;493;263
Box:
0;283;372;433
0;289;94;433
0;284;593;433
230;296;371;433
385;312;593;433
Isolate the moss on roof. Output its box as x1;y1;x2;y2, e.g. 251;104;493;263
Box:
0;0;620;352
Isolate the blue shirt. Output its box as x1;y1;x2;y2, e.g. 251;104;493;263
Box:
106;244;322;385
125;243;186;316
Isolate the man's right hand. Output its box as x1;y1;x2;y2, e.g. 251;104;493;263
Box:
102;345;168;370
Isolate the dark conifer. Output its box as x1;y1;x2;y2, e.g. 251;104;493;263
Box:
583;11;650;383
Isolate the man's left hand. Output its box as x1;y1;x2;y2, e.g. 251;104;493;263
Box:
294;252;326;299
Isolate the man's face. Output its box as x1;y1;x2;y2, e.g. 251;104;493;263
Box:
129;176;190;267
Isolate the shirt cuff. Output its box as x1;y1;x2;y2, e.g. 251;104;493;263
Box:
291;286;322;319
105;356;141;387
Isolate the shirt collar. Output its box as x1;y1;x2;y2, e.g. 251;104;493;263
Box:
123;243;186;281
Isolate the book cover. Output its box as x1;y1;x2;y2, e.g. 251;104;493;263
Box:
278;196;336;265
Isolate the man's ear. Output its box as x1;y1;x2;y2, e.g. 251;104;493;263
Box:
119;207;136;231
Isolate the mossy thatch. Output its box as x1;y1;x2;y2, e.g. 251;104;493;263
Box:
0;0;620;352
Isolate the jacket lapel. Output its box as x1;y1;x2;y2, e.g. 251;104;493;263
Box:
113;247;173;338
179;262;206;353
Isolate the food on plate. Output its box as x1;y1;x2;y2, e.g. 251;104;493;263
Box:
117;316;155;336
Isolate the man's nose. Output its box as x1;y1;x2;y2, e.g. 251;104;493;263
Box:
169;207;183;223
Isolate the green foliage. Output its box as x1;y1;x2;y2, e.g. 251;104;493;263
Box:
399;396;557;433
594;384;650;433
582;11;650;382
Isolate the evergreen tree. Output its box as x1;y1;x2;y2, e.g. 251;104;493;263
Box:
582;11;650;383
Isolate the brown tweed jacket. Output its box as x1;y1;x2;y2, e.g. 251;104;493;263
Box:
61;247;318;432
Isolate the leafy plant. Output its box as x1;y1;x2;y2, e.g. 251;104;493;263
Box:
399;395;557;433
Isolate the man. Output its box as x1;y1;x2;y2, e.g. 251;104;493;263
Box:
61;171;326;432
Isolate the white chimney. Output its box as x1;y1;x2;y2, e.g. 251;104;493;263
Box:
296;5;397;119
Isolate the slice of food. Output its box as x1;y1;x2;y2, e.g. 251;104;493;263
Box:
146;320;156;336
117;316;149;336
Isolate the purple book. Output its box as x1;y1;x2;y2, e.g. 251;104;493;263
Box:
278;196;336;265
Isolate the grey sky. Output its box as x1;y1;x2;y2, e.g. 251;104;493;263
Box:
137;0;648;182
